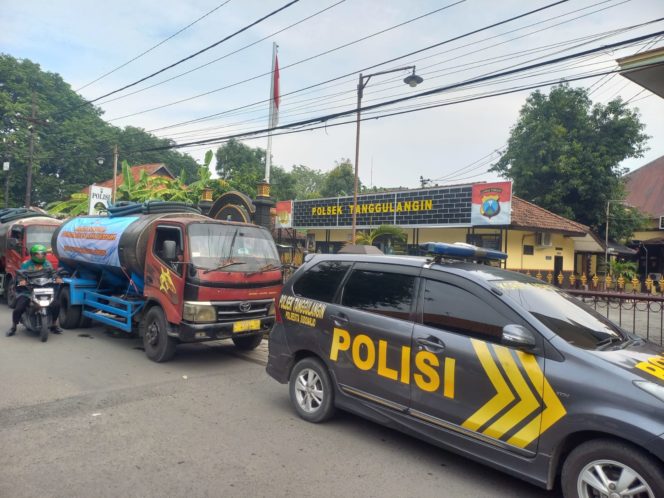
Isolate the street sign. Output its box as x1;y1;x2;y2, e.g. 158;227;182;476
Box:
88;185;112;215
2;162;9;171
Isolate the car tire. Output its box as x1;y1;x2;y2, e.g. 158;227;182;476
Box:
140;307;177;363
232;333;263;351
561;438;664;498
289;357;336;423
59;287;81;329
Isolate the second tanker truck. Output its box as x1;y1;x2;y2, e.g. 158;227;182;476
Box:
52;204;282;362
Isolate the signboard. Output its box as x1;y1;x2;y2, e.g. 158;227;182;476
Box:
275;200;293;229
88;185;112;215
470;182;512;226
56;216;139;268
2;161;9;171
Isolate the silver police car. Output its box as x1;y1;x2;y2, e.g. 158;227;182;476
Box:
267;243;664;498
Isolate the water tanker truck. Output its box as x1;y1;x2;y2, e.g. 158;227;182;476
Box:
0;208;62;306
52;205;282;362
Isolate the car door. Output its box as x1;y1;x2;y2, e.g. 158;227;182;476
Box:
327;263;419;411
409;272;550;456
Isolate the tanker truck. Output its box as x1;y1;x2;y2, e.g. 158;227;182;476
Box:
0;208;62;307
52;205;282;362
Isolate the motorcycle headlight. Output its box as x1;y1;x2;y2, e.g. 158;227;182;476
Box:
183;302;217;323
634;380;664;403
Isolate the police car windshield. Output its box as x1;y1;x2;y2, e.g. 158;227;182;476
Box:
496;281;626;349
188;224;279;272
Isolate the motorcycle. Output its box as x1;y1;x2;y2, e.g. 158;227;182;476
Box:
15;268;59;342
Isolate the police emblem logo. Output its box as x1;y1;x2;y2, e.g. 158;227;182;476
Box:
479;187;502;219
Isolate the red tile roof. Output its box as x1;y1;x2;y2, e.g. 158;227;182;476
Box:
82;163;174;194
625;155;664;217
510;196;588;235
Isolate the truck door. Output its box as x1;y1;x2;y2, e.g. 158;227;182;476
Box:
145;225;186;324
409;273;552;456
328;263;418;411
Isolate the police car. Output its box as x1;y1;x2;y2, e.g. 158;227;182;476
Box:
266;242;664;498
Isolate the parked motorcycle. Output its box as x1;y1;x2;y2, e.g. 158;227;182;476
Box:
15;268;59;342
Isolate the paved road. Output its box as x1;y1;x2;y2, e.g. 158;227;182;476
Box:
0;307;559;498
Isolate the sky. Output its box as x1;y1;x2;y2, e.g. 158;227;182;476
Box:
2;0;663;191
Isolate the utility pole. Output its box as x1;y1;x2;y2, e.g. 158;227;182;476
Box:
16;91;49;208
112;144;119;203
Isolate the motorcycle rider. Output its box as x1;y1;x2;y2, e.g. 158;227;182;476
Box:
6;244;62;337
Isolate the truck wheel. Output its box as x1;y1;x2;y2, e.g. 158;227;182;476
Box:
289;357;336;423
6;277;16;309
561;438;664;498
232;333;263;350
59;287;81;329
141;307;176;363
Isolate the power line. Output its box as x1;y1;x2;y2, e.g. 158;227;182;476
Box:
143;0;571;134
106;0;467;121
96;0;347;106
86;0;301;104
76;0;233;92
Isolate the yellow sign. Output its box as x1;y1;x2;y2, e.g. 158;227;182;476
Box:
635;353;664;381
233;319;261;333
159;267;176;294
462;340;566;449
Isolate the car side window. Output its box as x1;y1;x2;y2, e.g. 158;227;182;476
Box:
422;279;509;342
292;261;351;302
341;270;416;321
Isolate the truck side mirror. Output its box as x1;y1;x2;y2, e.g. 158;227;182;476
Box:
501;324;536;351
162;240;177;261
8;237;20;249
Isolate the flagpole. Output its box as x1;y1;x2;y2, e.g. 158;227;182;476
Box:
265;42;278;184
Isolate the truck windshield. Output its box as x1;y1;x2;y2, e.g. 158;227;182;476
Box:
496;281;626;350
188;223;280;272
26;226;58;250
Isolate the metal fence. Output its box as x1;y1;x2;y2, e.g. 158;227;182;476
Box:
567;289;664;346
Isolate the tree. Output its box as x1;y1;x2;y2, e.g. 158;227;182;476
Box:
215;139;265;198
320;159;358;198
355;225;407;245
291;164;325;199
491;84;649;237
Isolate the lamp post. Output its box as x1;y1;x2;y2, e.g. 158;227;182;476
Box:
604;199;632;286
351;67;423;243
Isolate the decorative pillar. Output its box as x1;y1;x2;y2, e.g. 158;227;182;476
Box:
253;181;275;230
198;187;214;216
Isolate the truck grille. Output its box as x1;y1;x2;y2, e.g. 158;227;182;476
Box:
215;299;273;323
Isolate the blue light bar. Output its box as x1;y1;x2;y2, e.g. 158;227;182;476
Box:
419;242;507;261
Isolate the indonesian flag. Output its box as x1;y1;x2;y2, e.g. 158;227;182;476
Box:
271;52;280;128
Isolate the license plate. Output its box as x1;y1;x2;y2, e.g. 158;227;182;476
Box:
233;319;261;333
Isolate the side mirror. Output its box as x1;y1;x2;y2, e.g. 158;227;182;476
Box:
501;324;536;351
8;237;19;249
162;240;177;261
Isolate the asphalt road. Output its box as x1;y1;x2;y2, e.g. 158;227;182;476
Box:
0;307;559;498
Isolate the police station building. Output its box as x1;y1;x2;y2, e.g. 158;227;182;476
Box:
277;182;603;277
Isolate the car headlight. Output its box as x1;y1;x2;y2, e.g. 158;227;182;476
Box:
634;380;664;403
183;303;217;323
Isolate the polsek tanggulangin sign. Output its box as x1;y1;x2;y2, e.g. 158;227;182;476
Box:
470;181;512;226
88;185;113;215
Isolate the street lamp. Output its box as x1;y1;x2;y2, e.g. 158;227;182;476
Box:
351;66;423;242
604;199;632;285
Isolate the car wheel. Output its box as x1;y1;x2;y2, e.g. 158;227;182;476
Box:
232;333;263;350
562;438;664;498
289;357;335;423
140;307;176;363
59;287;81;329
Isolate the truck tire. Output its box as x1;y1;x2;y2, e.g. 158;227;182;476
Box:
232;333;263;350
5;276;16;309
59;287;82;329
141;307;176;363
561;438;664;498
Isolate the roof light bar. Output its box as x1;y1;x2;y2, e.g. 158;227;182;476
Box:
419;242;507;261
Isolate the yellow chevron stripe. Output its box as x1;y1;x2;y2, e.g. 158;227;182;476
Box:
507;351;566;448
482;346;540;440
461;340;514;432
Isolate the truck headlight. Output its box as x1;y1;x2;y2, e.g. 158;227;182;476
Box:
634;380;664;403
268;299;276;316
183;303;216;323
